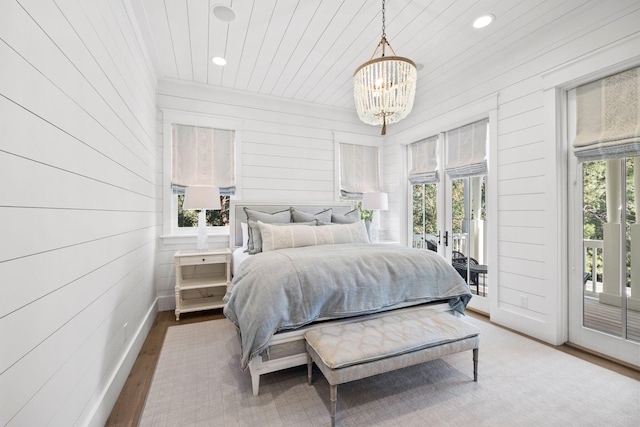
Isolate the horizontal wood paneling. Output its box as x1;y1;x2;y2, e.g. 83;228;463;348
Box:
0;1;157;426
156;81;373;204
498;241;546;264
497;210;545;228
498;125;545;151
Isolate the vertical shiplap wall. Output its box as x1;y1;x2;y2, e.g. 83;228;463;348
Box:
386;1;640;343
0;1;157;426
155;80;378;309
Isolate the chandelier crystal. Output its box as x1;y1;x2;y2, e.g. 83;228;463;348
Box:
354;0;417;135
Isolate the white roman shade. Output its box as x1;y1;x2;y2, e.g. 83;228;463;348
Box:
573;66;640;162
445;119;489;179
172;124;235;195
339;143;380;200
408;135;439;184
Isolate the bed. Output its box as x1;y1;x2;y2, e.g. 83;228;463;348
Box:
224;202;472;395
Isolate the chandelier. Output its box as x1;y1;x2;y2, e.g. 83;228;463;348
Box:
354;0;417;135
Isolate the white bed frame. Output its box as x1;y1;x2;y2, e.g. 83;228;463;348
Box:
229;201;449;395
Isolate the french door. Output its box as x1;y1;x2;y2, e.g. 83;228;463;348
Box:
567;89;640;367
411;172;489;313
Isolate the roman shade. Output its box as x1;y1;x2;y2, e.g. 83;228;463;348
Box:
339;143;380;200
408;135;439;184
445;119;489;179
172;124;235;195
573;66;640;162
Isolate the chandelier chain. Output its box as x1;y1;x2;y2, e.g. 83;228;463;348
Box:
381;0;386;39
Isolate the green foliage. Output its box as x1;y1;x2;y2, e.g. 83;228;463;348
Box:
178;195;230;227
582;161;607;240
412;176;486;236
358;202;373;221
412;183;437;235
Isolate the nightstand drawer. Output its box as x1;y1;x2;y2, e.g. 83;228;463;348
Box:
178;253;228;266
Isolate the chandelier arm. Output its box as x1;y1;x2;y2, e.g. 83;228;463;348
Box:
384;38;398;57
369;39;384;61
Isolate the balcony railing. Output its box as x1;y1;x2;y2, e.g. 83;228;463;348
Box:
583;239;603;296
412;233;468;253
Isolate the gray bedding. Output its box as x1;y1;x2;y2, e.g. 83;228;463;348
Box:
223;243;472;370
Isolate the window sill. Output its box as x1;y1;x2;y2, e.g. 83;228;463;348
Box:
160;229;230;245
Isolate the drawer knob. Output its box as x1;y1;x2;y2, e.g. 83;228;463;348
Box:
202;258;205;262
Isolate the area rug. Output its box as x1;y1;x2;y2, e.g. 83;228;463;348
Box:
140;315;639;426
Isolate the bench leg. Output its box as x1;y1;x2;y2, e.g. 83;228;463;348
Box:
307;353;313;385
473;348;479;382
330;384;337;427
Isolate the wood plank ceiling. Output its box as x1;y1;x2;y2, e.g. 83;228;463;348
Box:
134;0;593;111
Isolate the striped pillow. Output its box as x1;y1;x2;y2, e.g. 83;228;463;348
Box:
259;220;370;252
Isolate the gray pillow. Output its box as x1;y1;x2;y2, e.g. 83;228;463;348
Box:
244;208;291;253
290;207;332;223
331;208;361;224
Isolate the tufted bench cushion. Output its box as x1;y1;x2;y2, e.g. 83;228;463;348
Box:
305;309;480;427
305;310;480;369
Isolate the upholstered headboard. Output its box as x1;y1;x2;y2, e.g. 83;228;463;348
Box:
230;201;356;248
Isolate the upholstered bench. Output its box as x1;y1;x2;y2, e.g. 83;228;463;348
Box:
305;309;480;427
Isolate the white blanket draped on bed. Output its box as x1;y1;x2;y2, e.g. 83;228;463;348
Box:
223;243;472;370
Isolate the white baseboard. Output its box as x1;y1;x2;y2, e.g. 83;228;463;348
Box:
85;298;158;427
158;294;175;312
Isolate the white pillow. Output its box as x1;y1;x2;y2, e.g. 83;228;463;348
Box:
259;220;370;252
241;222;249;248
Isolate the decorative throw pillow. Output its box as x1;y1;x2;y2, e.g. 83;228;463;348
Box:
259;220;370;252
249;220;317;254
244;208;291;254
290;207;332;223
331;208;361;224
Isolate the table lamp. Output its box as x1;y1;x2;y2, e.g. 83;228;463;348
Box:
183;186;221;250
362;192;388;243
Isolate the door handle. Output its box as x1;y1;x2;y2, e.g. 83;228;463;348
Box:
436;231;441;245
444;231;449;247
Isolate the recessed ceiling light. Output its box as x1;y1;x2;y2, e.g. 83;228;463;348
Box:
473;14;494;29
212;5;236;22
212;56;227;66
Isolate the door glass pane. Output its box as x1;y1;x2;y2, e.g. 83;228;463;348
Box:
451;176;488;296
626;157;639;342
582;160;622;336
412;184;438;251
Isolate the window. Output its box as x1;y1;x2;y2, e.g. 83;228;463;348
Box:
167;121;237;233
339;143;380;200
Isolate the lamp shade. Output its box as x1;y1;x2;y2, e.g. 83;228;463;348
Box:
362;192;388;210
183;186;221;210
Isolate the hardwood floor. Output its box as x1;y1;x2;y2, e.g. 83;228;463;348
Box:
105;309;225;427
105;308;639;427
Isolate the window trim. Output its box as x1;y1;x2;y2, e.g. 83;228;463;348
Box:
161;109;243;236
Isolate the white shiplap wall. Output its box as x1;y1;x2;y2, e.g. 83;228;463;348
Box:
155;79;379;310
0;1;157;426
386;1;640;344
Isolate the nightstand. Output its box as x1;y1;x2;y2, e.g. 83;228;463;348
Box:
174;248;231;321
